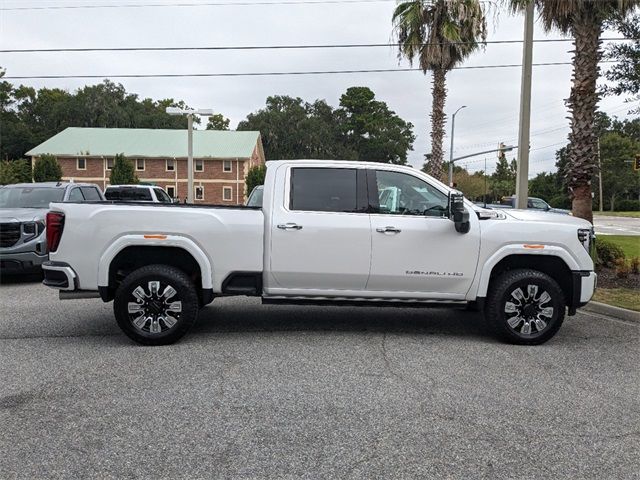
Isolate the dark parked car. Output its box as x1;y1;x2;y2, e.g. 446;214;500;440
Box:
0;182;104;273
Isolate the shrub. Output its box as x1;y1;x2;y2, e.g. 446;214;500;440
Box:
595;238;626;268
630;257;640;275
109;153;138;185
33;154;62;182
614;258;630;278
615;199;640;212
246;164;266;197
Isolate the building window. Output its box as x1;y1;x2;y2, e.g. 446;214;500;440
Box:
195;159;204;172
77;158;86;170
136;159;145;171
166;185;176;199
195;186;204;201
223;186;233;202
106;158;114;170
166;159;175;172
223;160;232;173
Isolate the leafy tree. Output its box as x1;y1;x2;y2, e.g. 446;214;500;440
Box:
453;168;486;200
599;131;640;211
392;0;487;180
0;161;17;184
489;156;517;199
337;87;415;164
508;0;639;222
206;114;230;130
604;12;640;113
0;76;227;160
245;164;267;196
33;154;62;182
0;159;32;184
528;172;562;203
109;153;138;185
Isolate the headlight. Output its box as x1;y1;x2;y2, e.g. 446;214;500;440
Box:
22;221;45;238
577;227;596;258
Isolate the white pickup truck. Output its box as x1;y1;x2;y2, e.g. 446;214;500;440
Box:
42;160;596;346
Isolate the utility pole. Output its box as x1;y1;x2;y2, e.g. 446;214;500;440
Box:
448;105;467;187
515;1;534;210
187;113;194;204
166;107;214;204
597;137;603;212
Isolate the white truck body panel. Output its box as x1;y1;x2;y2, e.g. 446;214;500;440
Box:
46;160;595;305
49;202;263;291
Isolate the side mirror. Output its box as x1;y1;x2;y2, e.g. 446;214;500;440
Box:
449;191;470;234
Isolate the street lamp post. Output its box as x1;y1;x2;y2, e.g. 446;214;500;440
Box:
166;107;214;203
448;105;467;187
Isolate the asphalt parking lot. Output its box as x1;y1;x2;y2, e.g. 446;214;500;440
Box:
1;277;639;479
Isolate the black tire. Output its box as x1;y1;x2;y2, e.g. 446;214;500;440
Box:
485;269;566;345
113;264;199;346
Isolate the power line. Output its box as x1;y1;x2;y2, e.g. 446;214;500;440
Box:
2;0;396;11
0;37;634;54
3;60;615;80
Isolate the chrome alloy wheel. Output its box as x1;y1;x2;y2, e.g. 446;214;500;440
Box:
127;280;182;334
504;284;554;336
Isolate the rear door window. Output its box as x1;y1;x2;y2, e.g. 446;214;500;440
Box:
67;188;85;202
289;168;360;213
80;187;102;201
153;188;173;203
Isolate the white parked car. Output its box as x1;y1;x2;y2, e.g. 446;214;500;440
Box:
104;185;174;203
42;160;596;346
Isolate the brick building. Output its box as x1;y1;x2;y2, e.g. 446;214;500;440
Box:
26;127;265;204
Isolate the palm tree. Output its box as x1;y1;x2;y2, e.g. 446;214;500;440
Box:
509;0;639;222
392;0;487;182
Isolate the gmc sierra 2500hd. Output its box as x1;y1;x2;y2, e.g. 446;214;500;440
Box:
42;160;596;346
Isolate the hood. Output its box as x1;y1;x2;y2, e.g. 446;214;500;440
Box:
502;208;591;228
0;208;47;223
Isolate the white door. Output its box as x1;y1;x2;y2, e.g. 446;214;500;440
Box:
367;169;480;298
268;166;371;292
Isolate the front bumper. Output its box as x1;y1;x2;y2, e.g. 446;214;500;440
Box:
570;270;597;313
42;261;77;290
0;250;47;273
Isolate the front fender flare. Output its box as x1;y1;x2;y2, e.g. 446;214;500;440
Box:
97;234;214;289
474;244;580;298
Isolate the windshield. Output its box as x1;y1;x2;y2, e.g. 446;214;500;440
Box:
0;187;65;208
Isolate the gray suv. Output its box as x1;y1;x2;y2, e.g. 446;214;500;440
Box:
0;182;104;273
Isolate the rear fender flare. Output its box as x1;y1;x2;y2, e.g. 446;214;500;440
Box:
97;234;213;289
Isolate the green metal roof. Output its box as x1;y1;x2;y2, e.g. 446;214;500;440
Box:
26;127;261;159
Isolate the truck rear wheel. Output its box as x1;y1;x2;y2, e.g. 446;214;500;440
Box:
485;269;566;345
113;264;199;345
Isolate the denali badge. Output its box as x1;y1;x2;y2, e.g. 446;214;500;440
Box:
406;270;463;277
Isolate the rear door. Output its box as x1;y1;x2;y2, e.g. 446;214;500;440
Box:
267;166;371;292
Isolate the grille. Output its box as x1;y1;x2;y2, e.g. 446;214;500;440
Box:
0;222;21;248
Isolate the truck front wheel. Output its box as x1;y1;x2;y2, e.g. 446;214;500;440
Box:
485;269;566;345
113;264;199;345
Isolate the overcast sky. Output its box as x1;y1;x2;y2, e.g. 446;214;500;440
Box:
0;0;636;176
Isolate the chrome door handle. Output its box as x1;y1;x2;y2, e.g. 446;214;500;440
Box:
376;226;401;234
277;223;303;230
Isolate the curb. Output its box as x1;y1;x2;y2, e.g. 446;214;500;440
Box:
582;301;640;324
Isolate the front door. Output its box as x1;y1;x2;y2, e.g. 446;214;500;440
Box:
268;166;371;293
367;169;480;298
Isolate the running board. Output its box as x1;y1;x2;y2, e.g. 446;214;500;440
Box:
59;290;102;300
262;297;468;309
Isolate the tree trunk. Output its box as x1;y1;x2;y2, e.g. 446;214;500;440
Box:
610;194;616;212
427;67;447;182
566;11;602;224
